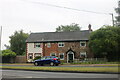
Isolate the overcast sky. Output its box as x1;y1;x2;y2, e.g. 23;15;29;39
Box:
0;0;118;50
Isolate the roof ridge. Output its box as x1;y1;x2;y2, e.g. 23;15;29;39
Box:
31;30;89;34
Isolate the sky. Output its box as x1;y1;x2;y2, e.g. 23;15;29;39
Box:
0;0;118;50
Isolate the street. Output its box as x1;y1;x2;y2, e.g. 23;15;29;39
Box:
2;70;119;78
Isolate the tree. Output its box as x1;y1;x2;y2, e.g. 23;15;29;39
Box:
56;23;81;32
9;30;29;55
89;26;120;61
115;1;120;26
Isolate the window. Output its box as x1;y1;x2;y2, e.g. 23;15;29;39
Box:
58;42;64;47
34;43;41;48
80;52;87;58
50;53;56;56
34;53;41;58
59;53;64;60
28;53;33;59
47;43;51;48
80;41;86;47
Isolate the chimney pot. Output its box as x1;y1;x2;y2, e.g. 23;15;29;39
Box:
88;24;92;31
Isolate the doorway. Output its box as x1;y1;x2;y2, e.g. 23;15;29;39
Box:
67;51;74;63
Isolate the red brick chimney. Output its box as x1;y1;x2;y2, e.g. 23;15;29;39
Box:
88;24;92;31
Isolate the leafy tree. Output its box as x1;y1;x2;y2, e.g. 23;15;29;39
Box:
4;44;10;49
56;23;81;32
115;1;120;26
89;26;120;61
9;30;29;55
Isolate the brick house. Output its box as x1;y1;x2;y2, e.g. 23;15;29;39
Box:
26;26;93;62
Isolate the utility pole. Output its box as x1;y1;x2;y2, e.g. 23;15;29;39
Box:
0;26;2;51
110;13;114;26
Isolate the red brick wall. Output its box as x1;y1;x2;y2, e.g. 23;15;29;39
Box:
43;41;93;60
44;42;58;56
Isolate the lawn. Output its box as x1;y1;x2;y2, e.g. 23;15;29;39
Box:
1;66;119;73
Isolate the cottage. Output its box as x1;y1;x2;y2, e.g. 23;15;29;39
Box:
26;26;93;63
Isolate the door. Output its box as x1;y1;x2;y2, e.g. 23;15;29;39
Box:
67;51;74;63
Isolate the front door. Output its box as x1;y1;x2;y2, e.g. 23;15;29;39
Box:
67;51;74;63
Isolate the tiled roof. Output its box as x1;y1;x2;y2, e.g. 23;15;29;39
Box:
26;30;90;42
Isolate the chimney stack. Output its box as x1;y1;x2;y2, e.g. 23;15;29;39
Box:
88;24;92;31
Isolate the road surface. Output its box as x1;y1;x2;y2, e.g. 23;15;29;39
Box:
2;70;119;78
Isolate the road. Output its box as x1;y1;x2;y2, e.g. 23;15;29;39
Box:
2;70;119;78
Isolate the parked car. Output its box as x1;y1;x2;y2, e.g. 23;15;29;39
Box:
33;56;60;66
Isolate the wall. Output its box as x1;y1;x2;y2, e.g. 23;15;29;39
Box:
27;43;42;53
43;41;93;60
26;43;43;61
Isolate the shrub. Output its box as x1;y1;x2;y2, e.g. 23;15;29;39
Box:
34;56;41;60
2;49;16;63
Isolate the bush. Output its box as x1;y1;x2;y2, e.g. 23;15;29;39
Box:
2;49;16;63
33;56;41;60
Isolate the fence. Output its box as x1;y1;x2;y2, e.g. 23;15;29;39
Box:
61;58;108;63
15;56;26;63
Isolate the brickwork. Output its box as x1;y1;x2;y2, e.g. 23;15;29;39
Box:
43;42;58;56
43;41;93;60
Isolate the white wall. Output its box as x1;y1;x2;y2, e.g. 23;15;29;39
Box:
26;43;43;62
27;43;42;53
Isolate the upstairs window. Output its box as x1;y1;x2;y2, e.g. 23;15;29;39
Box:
80;41;86;47
47;43;51;48
34;43;41;48
58;42;64;47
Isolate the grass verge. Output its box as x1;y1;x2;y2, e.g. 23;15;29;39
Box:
1;66;119;73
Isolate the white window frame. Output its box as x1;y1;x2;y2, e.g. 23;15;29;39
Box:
34;43;41;48
59;53;64;60
28;53;33;59
34;53;41;58
80;41;86;47
58;42;65;47
80;52;87;57
47;43;51;48
50;53;56;56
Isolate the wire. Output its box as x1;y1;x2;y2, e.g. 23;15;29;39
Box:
21;0;110;15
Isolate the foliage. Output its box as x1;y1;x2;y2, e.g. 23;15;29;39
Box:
115;1;120;26
89;26;120;61
33;56;41;60
9;30;29;55
4;44;10;49
2;49;16;58
2;49;16;63
115;7;120;22
56;23;81;32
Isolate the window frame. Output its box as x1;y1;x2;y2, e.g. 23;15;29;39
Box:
34;53;41;58
59;53;64;60
28;53;33;59
80;41;86;47
47;43;51;48
80;52;87;58
58;42;65;47
50;53;56;56
34;43;41;48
